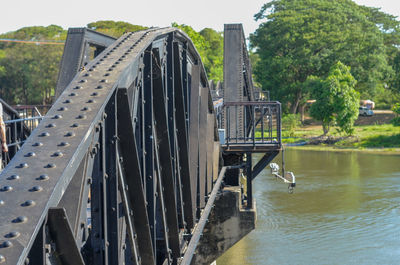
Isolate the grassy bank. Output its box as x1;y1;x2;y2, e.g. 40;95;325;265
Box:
283;124;400;153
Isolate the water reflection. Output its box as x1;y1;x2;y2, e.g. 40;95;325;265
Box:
218;150;400;265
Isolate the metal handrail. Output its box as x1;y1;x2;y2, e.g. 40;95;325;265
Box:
221;101;281;147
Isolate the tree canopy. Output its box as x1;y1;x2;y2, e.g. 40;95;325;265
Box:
0;21;223;105
87;21;147;38
172;23;223;81
309;62;359;135
251;0;400;113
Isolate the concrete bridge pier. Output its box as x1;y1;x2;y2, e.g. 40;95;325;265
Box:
191;186;256;264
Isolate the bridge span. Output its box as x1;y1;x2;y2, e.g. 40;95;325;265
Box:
0;24;282;265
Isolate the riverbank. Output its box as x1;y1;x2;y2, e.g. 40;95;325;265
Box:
285;145;400;155
283;113;400;154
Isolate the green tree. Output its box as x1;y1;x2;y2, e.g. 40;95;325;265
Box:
87;21;147;38
199;28;223;81
310;62;359;135
173;23;223;81
251;0;396;113
0;44;63;104
0;50;5;77
0;25;65;104
1;25;66;41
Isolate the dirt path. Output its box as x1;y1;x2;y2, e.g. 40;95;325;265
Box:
302;110;394;127
354;110;394;125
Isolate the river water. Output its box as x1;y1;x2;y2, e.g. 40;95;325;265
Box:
217;149;400;265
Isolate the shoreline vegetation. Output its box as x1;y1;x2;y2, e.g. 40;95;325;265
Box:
282;112;400;154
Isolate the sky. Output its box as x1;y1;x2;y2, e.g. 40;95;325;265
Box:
0;0;399;38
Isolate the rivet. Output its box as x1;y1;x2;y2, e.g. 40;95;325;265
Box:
82;107;91;111
87;99;95;103
79;79;87;83
0;186;12;192
58;107;67;111
30;186;43;192
53;152;63;157
21;200;35;207
77;115;87;119
65;132;75;137
0;200;4;206
40;132;50;137
89;68;95;72
64;99;72;104
92;65;97;69
58;142;69;147
69;93;77;97
91;92;98;96
104;73;110;76
37;174;49;181
118;58;123;61
96;86;103;89
111;65;117;68
46;123;56;128
33;142;43;147
18;163;28;168
0;241;12;248
100;79;107;83
25;152;36;157
5;231;20;238
45;163;56;169
13;216;28;223
108;68;113;71
0;254;5;263
83;73;91;77
115;61;120;64
53;114;62;119
100;58;104;61
7;175;20;180
71;123;79;128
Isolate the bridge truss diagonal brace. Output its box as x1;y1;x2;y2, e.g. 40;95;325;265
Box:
251;151;280;180
151;48;181;261
47;207;85;265
116;88;155;265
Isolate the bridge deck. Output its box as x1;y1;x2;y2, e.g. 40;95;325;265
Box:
221;142;281;153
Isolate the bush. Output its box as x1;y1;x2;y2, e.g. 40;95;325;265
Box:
392;103;400;115
391;117;400;126
282;114;301;137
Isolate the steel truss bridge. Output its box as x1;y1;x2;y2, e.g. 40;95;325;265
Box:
0;24;282;265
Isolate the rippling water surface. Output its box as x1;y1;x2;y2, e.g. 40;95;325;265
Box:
217;149;400;265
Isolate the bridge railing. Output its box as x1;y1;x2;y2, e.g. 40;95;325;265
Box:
222;101;281;149
3;116;43;166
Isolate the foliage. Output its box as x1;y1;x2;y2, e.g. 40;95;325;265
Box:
251;0;399;113
199;28;223;81
392;103;400;115
282;114;301;137
0;44;63;104
0;50;5;77
0;25;65;104
310;62;359;135
1;25;66;41
173;23;223;81
391;103;400;125
87;21;147;38
0;21;223;105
